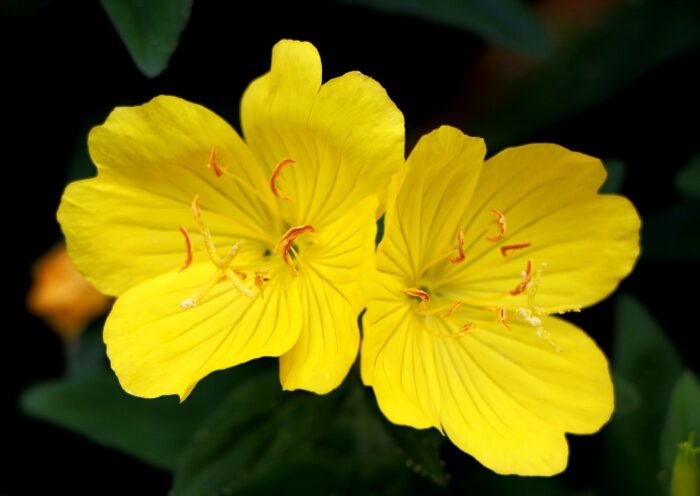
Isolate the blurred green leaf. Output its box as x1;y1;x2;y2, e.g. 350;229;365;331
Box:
612;371;641;417
340;0;550;57
172;372;344;496
21;366;250;471
676;153;700;201
642;202;700;261
381;422;447;486
64;322;108;377
334;383;447;492
100;0;192;77
471;0;700;149
604;294;684;495
661;371;700;481
601;159;626;194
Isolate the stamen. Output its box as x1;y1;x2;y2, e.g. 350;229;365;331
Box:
497;306;510;329
457;323;473;336
270;158;295;199
509;259;533;296
207;147;226;177
278;225;314;274
233;270;247;280
255;270;270;299
443;300;463;317
178;225;193;272
516;307;542;327
500;242;531;257
405;288;430;306
449;230;466;264
516;261;569;352
486;209;506;242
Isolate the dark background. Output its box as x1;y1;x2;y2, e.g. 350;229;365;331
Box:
3;0;698;493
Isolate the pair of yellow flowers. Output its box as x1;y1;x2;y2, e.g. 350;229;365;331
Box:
58;40;640;476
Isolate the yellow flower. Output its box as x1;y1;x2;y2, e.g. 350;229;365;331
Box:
361;126;640;476
58;40;404;400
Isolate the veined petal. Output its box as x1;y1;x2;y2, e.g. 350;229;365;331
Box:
105;262;301;401
279;197;378;393
362;300;612;475
58;95;278;296
439;144;640;309
380;126;485;282
241;40;404;227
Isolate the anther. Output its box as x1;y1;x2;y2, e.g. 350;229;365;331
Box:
179;225;193;272
255;270;270;299
497;306;510;329
500;242;531;257
278;225;314;275
405;288;431;312
449;230;466;264
443;300;463;317
457;323;473;336
270;158;295;199
509;259;533;296
208;148;226;177
486;209;506;242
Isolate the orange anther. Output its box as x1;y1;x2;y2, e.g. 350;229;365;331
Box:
208;148;226;177
449;230;466;264
497;306;510;329
405;288;431;305
278;225;314;274
509;259;533;296
458;323;473;336
500;242;531;257
270;158;295;199
443;300;463;317
486;209;506;242
178;225;193;272
255;270;270;299
233;270;247;280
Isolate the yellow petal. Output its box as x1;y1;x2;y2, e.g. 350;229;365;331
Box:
439;144;640;309
279;197;378;393
105;262;301;401
58;95;278;296
380;126;486;282
362;299;613;475
241;40;404;227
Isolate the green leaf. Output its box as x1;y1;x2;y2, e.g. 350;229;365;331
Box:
99;0;192;78
676;153;700;201
469;0;700;150
21;367;249;471
612;371;641;417
604;294;684;496
642;202;700;261
334;383;447;491
172;372;344;496
340;0;550;57
63;322;108;378
661;371;700;481
600;159;626;194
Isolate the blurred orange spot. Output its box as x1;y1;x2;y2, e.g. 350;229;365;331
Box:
26;244;112;339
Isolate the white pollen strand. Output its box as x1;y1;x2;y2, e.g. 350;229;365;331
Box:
180;298;197;309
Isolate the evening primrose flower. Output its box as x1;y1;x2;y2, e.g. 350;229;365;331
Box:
361;126;640;476
58;40;403;399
